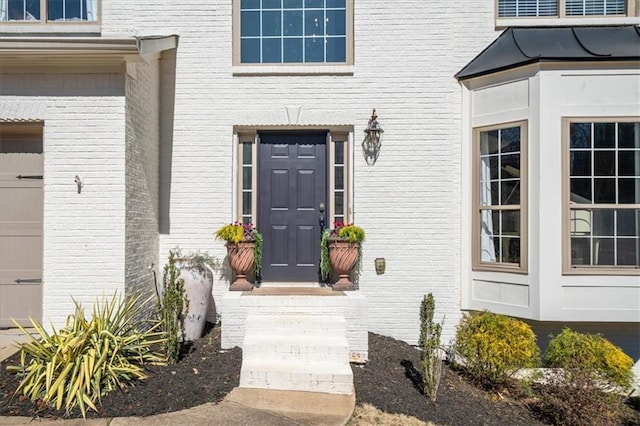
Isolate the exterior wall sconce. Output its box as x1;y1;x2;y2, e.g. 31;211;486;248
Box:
375;257;386;275
362;109;384;165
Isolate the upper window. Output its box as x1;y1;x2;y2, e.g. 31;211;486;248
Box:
566;119;640;272
1;0;98;22
497;0;629;17
235;0;353;65
473;122;528;273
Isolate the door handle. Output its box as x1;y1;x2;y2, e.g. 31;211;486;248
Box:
318;202;326;235
16;175;43;180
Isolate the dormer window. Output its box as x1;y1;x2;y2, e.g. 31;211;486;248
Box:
1;0;99;22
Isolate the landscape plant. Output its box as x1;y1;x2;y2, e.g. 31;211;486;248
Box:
320;221;365;280
215;222;263;277
7;293;165;418
418;293;443;401
543;327;634;389
454;310;540;387
157;250;188;363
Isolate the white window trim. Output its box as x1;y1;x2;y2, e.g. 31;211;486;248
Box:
232;0;354;72
472;120;529;274
562;117;640;275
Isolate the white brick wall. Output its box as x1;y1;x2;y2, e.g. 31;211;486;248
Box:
124;59;161;309
0;73;128;327
97;0;502;346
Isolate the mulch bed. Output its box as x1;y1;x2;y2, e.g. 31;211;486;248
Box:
1;325;638;425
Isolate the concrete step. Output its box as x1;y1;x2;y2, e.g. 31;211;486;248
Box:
245;314;347;336
243;334;349;363
240;359;354;395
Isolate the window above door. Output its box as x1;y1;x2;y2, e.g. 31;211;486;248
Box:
232;0;354;74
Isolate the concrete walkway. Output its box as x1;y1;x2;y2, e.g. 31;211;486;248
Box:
0;329;355;426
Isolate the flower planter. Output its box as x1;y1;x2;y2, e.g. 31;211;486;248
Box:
227;241;255;291
328;239;359;291
178;262;214;341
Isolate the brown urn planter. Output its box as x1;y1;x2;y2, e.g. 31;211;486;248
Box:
328;239;359;291
227;241;255;291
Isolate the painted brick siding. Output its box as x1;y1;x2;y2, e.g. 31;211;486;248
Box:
98;1;501;345
125;60;161;309
0;73;127;327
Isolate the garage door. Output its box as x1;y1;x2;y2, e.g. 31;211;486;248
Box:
0;125;43;328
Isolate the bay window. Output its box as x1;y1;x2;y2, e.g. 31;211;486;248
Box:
473;122;528;272
565;119;640;271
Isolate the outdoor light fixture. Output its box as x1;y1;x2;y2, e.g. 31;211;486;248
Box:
362;109;384;165
375;258;386;275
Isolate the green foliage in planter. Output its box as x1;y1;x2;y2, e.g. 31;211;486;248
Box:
157;250;188;363
543;328;634;389
419;293;443;401
6;293;165;418
215;222;263;277
320;222;365;281
454;310;540;387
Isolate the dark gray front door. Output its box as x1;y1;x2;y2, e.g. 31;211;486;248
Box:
258;132;327;282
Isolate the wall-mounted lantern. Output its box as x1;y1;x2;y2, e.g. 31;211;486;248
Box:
362;109;384;165
375;257;386;275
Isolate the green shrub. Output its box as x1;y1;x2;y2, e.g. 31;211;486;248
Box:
454;310;540;387
7;293;165;418
544;328;634;389
419;293;443;401
157;250;188;363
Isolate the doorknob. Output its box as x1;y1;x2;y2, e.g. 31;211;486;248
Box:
319;202;325;213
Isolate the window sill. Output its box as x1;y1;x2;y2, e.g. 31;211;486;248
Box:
563;266;640;276
496;15;640;29
232;64;354;77
0;22;101;35
473;263;528;275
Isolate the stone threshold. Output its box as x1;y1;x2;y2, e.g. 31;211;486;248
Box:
243;287;345;296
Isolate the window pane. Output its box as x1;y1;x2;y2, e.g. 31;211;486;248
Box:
305;37;324;62
502;211;520;235
570;209;592;235
241;11;261;37
617;238;640;266
242;143;253;165
8;0;41;20
242;0;260;9
501;237;520;263
284;0;302;7
262;38;282;62
594;122;615;148
327;0;345;7
334;192;343;216
242;167;252;190
262;11;282;36
594;238;615;265
305;0;323;7
335;166;344;190
617;209;640;237
618;123;640;148
283;10;303;35
570;151;591;176
594;178;615;203
500;154;520;179
501;127;520;153
619;151;640;177
618;178;640;204
241;39;261;63
283;38;303;62
326;9;345;35
571;237;591;265
335;141;344;163
592;209;614;236
326;37;346;62
593;151;615;176
570;123;591;148
305;10;324;36
480;130;499;155
570;178;592;203
501;180;520;204
263;0;282;9
242;192;252;215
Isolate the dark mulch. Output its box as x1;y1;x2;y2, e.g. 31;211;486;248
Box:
1;326;638;425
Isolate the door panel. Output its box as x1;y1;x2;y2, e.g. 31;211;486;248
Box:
259;132;327;282
0;134;43;328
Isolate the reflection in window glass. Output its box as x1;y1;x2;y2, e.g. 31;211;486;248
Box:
569;121;640;268
334;141;345;223
239;0;348;64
